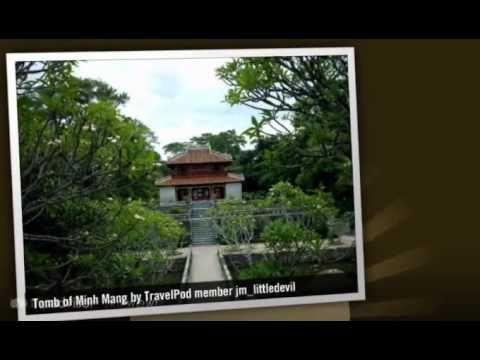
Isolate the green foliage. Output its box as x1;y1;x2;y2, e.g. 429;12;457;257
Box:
216;56;353;214
75;249;173;289
166;206;188;215
163;142;189;157
209;200;256;247
234;219;331;279
223;182;341;279
25;197;186;290
17;60;183;291
19;65;163;220
163;130;246;162
236;259;294;279
102;199;186;252
191;130;246;160
260;220;321;267
242;191;268;201
257;181;339;238
18;55;356;290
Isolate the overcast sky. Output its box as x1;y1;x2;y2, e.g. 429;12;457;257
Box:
74;58;259;159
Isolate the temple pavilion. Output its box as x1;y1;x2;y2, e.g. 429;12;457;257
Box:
155;144;244;205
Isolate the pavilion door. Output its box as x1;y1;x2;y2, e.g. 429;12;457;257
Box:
177;188;189;202
192;187;210;201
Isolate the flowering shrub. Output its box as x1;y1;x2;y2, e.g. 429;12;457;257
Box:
217;182;342;279
234;220;331;279
261;220;324;267
104;199;185;252
74;248;173;289
209;200;256;264
25;198;187;290
256;181;339;238
17;62;176;291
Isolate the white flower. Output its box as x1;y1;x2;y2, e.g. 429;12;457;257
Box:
82;125;90;131
134;214;145;221
112;233;118;238
90;125;96;132
127;197;132;202
131;166;136;171
47;139;61;146
107;197;114;201
111;138;117;144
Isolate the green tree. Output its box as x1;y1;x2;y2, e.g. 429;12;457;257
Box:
257;181;339;238
162;142;189;157
209;200;256;264
260;220;318;269
17;61;183;291
216;56;353;212
191;130;246;158
163;130;246;161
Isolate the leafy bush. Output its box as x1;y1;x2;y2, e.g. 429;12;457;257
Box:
25;198;187;290
103;199;185;253
210;200;256;246
258;181;339;238
236;259;289;279
16;61;186;291
209;200;256;263
242;191;267;201
260;220;322;268
167;206;188;215
75;249;173;288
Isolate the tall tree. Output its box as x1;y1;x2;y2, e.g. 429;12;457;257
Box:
163;130;246;160
216;56;353;212
162;142;189;157
17;61;182;291
18;62;162;227
191;130;246;158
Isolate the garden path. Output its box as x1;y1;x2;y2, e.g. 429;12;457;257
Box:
179;235;355;283
188;245;226;283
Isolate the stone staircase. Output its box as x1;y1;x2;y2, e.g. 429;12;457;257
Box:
190;201;217;246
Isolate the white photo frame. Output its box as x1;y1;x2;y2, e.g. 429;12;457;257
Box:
6;47;365;321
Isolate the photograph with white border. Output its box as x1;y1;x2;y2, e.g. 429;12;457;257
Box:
6;48;365;321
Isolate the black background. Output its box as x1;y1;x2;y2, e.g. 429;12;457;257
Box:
1;36;480;321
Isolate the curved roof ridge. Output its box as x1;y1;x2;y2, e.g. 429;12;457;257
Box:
155;172;244;187
166;147;233;165
210;149;232;161
154;175;172;186
226;172;245;181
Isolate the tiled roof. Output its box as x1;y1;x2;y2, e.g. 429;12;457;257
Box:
167;148;232;165
155;173;244;187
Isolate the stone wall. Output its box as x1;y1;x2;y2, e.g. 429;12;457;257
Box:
159;186;176;205
225;182;242;200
